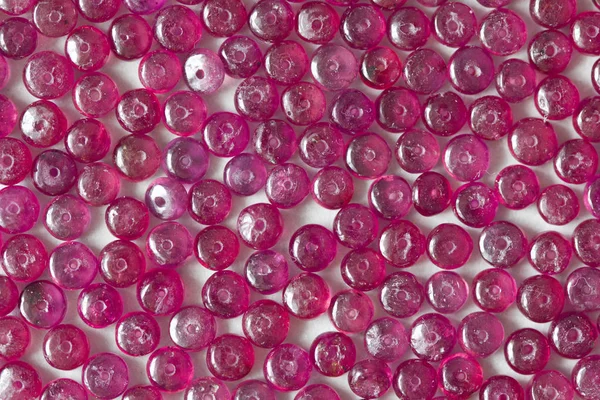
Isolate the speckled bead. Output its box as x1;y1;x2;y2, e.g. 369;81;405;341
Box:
538;184;579;225
43;324;89;370
572;355;600;398
403;49;447;95
203;270;249;318
116;312;160;356
233;380;276;400
333;204;378;249
154;5;201;53
376;88;421;133
253;120;297;165
347;359;392;399
495;58;537;103
122;386;162;400
162;137;209;183
109;14;152;60
505;328;550;375
0;361;42;399
495;164;539;210
0;187;39;234
548;312;597;359
138;50;182;93
188;179;232;226
296;2;339;44
116;89;160;134
76;0;120;22
443;134;490;182
517;275;564;322
379;220;425;268
20;100;67;148
479;9;527;56
535;76;580;120
527;370;573;400
264;344;312;391
201;0;246;38
113;135;161;181
472;268;517;313
49;241;97;290
433;2;476;48
529;30;572;75
1;234;47;282
379;271;424;318
0;138;31;186
529;231;571;275
32;150;77;196
264;41;308;85
311;166;354;210
458;312;504;358
423;92;467;137
218;36;262;79
393;359;438;400
0;316;29;361
554;139;598;184
23;51;74;99
169;306;216;351
360;47;402;90
64;119;110;164
65;26;110;71
479;221;528;268
194;225;238;271
345;132;391;179
145;177;187;221
572;12;600;55
72;72;119;118
368;175;412;220
573;219;600;268
480;376;524;400
0;96;16;138
427;223;473;270
78;283;123;328
438;353;483;398
453;182;499;228
82;353;129;399
137;268;184;315
289;224;336;272
339;4;385;50
311;44;358;92
412;172;452;217
183;49;225;95
281;82;326;126
0;278;18;316
265;163;309;209
202;112;249;158
365;318;409;363
329;89;374;134
146;221;193;268
242;300;289;348
295;385;340;400
329;289;374;333
410;313;456;362
44;194;91;241
235;77;279;121
244;250;289;295
77;163;121;207
426;271;469;314
449;46;495;95
574;97;600;142
566;267;600;312
387;7;430;51
185;377;231;400
530;0;576;28
0;18;38;60
99;241;146;288
469;96;513;141
40;379;87;400
20;280;66;329
248;0;294;43
395;130;440;174
282;272;331;319
105;197;149;241
509;118;558;166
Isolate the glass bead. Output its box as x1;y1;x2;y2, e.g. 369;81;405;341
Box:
40;379;87;400
289;224;336;272
535;75;580;120
0;277;18;316
527;370;573;400
348;359;392;398
65;26;109;72
146;222;193;268
202;112;249;157
329;289;373;333
340;4;385;50
528;231;571;275
64;119;110;164
194;225;238;271
572;355;600;399
1;234;47;282
379;271;424;318
574;97;600;142
395;130;439;174
509;118;558;166
528;30;572;75
360;47;401;90
99;240;146;288
448;46;495;95
283;272;330;319
154;5;201;53
387;7;430;51
137;268;184;315
0;17;37;60
0;187;39;234
518;275;564;323
162;137;209;183
145;177;187;221
264;343;311;391
572;12;600;55
218;36;262;79
365;317;408;363
566;267;600;312
20;100;67;148
122;386;162;400
0;0;35;14
329;89;374;134
82;353;128;399
188;179;232;225
234;77;279;121
23;51;73;99
242;299;289;348
427;224;472;270
472;268;517;313
244;250;289;295
77;163;121;207
295;385;340;400
549;312;597;359
184;49;224;95
505;328;550;374
412;172;452;217
0;96;16;138
138;50;181;93
116;311;160;356
116;89;160;134
368;175;412;220
248;0;293;43
202;0;246;37
479;9;527;56
495;58;536;103
310;331;356;377
311;44;358;92
594;60;600;94
203;270;249;318
379;220;425;268
109;14;152;60
0;361;41;399
233;380;276;400
345;132;391;179
469;96;513;141
32;0;77;37
481;376;524;400
573;219;600;268
170;306;216;351
147;347;193;392
438;353;483;398
123;0;163;14
530;0;576;28
554;139;598;184
20;280;66;328
237;203;283;250
433;2;476;48
105;197;149;241
410;313;456;361
495;165;539;210
393;359;437;400
78;283;123;328
371;0;406;8
585;176;600;218
44;194;90;240
312;166;354;210
185;377;230;400
265;163;309;208
333;204;378;249
281;82;325;126
376;88;421;134
538;184;579;225
403;49;446;95
72;72;119;118
76;0;119;22
31;150;76;197
296;1;339;44
113;134;161;181
264;40;308;85
479;221;528;268
458;312;504;358
253;119;297;165
443;134;489;182
423;92;467;137
426;271;468;314
0;316;29;360
207;334;254;381
223;153;267;196
49;241;97;290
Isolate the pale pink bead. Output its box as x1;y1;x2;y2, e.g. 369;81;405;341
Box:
0;316;29;361
283;272;331;319
535;75;580;120
99;240;146;288
538;184;579;226
329;289;374;333
162;137;209;183
0;17;38;60
281;82;326;126
473;268;517;313
496;58;537;103
154;5;201;53
265;163;310;209
479;8;527;56
65;26;110;71
77;163;121;206
458;312;504;358
403;49;447;95
571;12;600;55
334;204;378;249
443;134;490;182
115;311;160;356
235;77;279;121
185;377;230;400
310;331;356;377
388;7;430;51
237;203;283;250
311;44;358;92
105;197;149;240
380;271;425;318
368;175;412;220
202;270;250;318
44;194;91;240
207;334;254;381
43;324;89;370
72;72;119;118
202;0;247;38
377;88;421;133
194;225;239;271
438;353;483;398
248;0;294;43
448;46;495;95
379;220;425;268
146;222;193;268
311;166;354;210
554;139;598;184
348;359;392;398
427;223;473;270
32;0;77;37
345;132;391;179
469;96;513;141
20;100;67;148
184;49;225;96
116;89;161;134
264;344;312;391
242;299;289;348
1;234;47;282
169;306;216;351
224;153;267;196
0;361;41;399
49;241;97;290
410;313;456;361
32;150;77;196
64;119;111;163
23;51;73;99
218;36;262;79
0;0;36;15
19;280;66;329
147;346;194;392
365;317;409;363
40;379;87;400
82;353;129;399
188;179;232;225
113;134;161;181
395;130;440;174
573;97;600;142
109;14;152;60
426;271;469;313
138;50;182;93
145;177;187;220
137;268;184;315
296;2;339;44
78;282;123;328
340;4;385;50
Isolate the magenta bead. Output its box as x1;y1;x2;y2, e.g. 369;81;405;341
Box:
32;0;77;37
473;268;517;313
202;112;249;158
283;272;331;319
235;77;279;121
188;179;232;225
65;119;110;163
365;317;409;363
242;299;289;348
289;224;336;272
0;96;16;138
72;72;119;118
122;386;162;400
49;241;97;290
20;100;67;148
450;49;494;98
340;4;385;50
518;275;564;323
19;280;66;329
444;134;490;182
183;49;224;95
423;92;467;137
105;197;149;240
427;224;472;270
379;220;425;268
116;312;160;356
244;250;289;295
571;12;600;55
248;0;293;43
224;153;267;196
329;289;374;333
393;359;438;400
549;313;597;359
505;328;550;375
76;0;119;22
479;221;528;268
377;88;421;133
458;312;504;358
137;268;184;315
585;176;600;218
0;138;31;186
0;316;29;361
572;355;600;398
535;76;580;120
395;130;440;174
481;376;524;400
0;277;18;316
123;0;163;14
41;379;87;400
296;2;339;44
116;89;160;134
0;18;38;60
528;231;572;275
496;58;537;103
1;234;47;282
413;171;452;215
345;132;391;179
147;347;193;392
65;26;110;71
509;118;558;166
194;225;238;271
433;2;476;47
253;120;297;165
566;267;600;312
530;0;576;28
23;51;73;99
426;271;469;314
348;359;392;399
573;219;600;268
0;361;42;400
368;175;412;220
202;270;249;318
360;47;402;90
78;283;123;328
529;30;572;75
202;0;246;38
438;353;483;398
77;163;121;206
113;134;161;181
264;41;308;85
145;177;187;220
403;49;446;95
410;313;456;361
469;96;513;141
32;150;77;196
495;165;540;210
538;184;579;225
44;194;91;240
207;334;254;381
82;353;129;399
99;240;146;288
218;36;262;79
264;343;311;391
237;203;283;250
311;44;358;92
146;222;193;268
0;0;35;15
163;92;206;137
334;204;378;249
169;306;216;351
387;7;430;51
528;370;574;400
233;380;276;400
265;163;309;209
479;8;527;56
329;89;374;134
310;331;356;377
312;166;354;210
281;82;325;126
162;138;209;183
154;5;201;53
574;97;600;142
296;384;340;400
109;14;152;60
379;271;425;318
139;50;181;93
0;186;39;234
185;377;230;400
554;139;598;184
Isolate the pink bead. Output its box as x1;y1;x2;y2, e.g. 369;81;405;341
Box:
105;197;149;240
0;0;35;14
49;241;97;290
116;89;160;134
188;179;232;225
0;361;41;399
116;311;160;356
20;100;67;148
403;49;446;95
529;231;571;275
572;12;600;55
41;379;87;400
360;47;401;90
469;96;513;141
495;164;539;210
572;355;600;398
535;75;580;120
32;150;77;196
137;268;184;315
438;353;483;398
183;49;225;95
202;112;249;157
224;153;267;196
169;306;216;351
146;222;193;267
242;299;289;348
194;225;238;271
147;347;193;392
554;139;598;184
64;119;110;163
311;44;358;92
574;219;600;268
76;0;119;22
233;380;276;400
509;118;558;166
82;353;129;399
253;120;297;165
296;1;339;44
201;0;246;37
410;313;456;361
310;331;356;377
145;177;187;220
529;30;572;74
244;250;289;295
1;234;47;282
340;4;385;50
44;194;90;240
538;184;579;225
237;203;283;250
265;163;310;208
78;283;123;328
203;270;249;318
123;0;163;14
479;8;527;56
99;240;146;288
505;328;550;375
585;176;600;218
549;313;597;359
448;46;495;95
139;50;181;93
427;224;472;270
365;317;408;363
348;359;392;398
379;271;424;318
235;77;279;121
458;312;504;358
443;134;489;182
395;130;439;174
0;138;30;186
481;376;524;400
163;93;206;137
574;97;600;142
154;5;201;53
20;280;66;328
0;316;29;360
77;163;121;206
329;289;373;333
72;72;119;118
65;26;110;71
393;359;437;400
186;377;230;399
162;138;209;183
281;82;326;126
528;370;574;400
122;386;162;400
109;14;152;60
0;95;16;138
387;7;430;51
32;0;77;37
23;51;73;99
218;36;262;79
376;88;420;133
264;41;308;85
248;0;293;43
412;172;453;217
0;277;18;316
518;275;564;322
479;221;528;268
426;271;468;313
207;334;254;381
311;166;354;210
433;2;476;48
368;175;412;220
530;0;576;28
345;132;391;179
113;134;161;181
0;187;39;234
329;89;374;134
295;384;340;400
379;220;425;268
594;60;600;94
472;268;517;313
283;272;330;319
566;267;600;312
264;343;312;391
423;92;467;137
289;224;336;272
0;18;38;60
371;0;406;7
495;58;537;103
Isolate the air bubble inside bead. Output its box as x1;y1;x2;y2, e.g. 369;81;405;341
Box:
242;299;289;348
82;353;129;399
169;306;216;351
207;334;254;381
379;271;425;318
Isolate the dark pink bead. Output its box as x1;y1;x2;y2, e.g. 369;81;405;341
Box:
264;343;311;391
202;112;249;157
371;0;406;8
72;72;119;118
49;241;97;290
237;203;283;250
20;280;66;328
233;380;276;400
169;306;216;351
0;186;39;234
162;138;209;183
334;204;378;249
0;316;29;361
113;134;161;181
194;225;238;271
330;91;374;135
253;120;297;165
365;317;408;363
123;0;163;15
574;219;600;268
387;7;430;51
554;139;598;184
531;0;576;28
360;47;401;90
495;165;539;209
122;386;162;400
242;299;289;348
0;138;30;186
76;0;119;22
32;150;77;196
423;92;467;137
495;58;537;103
403;49;447;95
379;271;424;318
585;176;600;218
1;234;47;282
145;177;187;220
218;36;262;79
433;3;476;47
183;49;225;95
0;57;6;90
203;270;249;318
443;134;490;182
329;289;374;333
458;312;504;358
43;324;89;370
296;2;339;44
109;14;152;60
340;4;385;50
163;92;206;137
295;384;340;400
395;130;439;174
289;224;336;272
224;153;267;196
0;0;35;14
138;50;181;93
235;77;279;121
0;277;18;316
137;268;184;315
572;13;600;55
146;222;193;268
188;179;232;225
116;89;160;134
20;100;67;148
310;331;356;377
105;197;149;240
479;8;527;56
78;283;123;328
538;184;579;225
469;96;513;141
147;347;193;392
529;30;572;74
311;166;354;210
44;194;91;240
154;5;201;53
412;172;452;216
186;377;230;400
426;271;469;313
572;355;600;398
393;359;437;400
65;119;110;163
479;221;528;268
116;311;160;356
505;328;550;374
310;44;358;92
549;312;597;359
32;0;77;37
427;223;472;270
244;250;289;295
0;96;16;138
529;231;572;275
566;267;600;312
348;359;392;399
341;248;385;292
410;313;456;361
207;334;254;381
481;376;524;400
518;275;564;323
527;370;573;400
345;132;391;179
535;75;580;120
23;51;73;99
264;40;308;85
65;26;110;71
0;361;41;399
574;97;600;142
265;163;309;208
99;240;146;288
282;272;331;319
368;175;412;220
448;46;495;95
41;379;87;400
77;163;121;206
509;118;558;166
379;220;425;268
438;353;483;398
201;0;246;37
82;353;129;399
472;268;517;313
248;0;293;43
281;82;326;126
376;88;421;133
0;18;38;60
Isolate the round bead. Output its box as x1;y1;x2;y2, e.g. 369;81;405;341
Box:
44;194;91;240
554;139;598;184
479;9;527;56
529;30;572;74
281;82;325;126
188;179;232;225
479;221;528;268
345;132;391;179
537;184;579;225
224;153;267;196
77;163;121;206
49;241;97;290
0;278;18;316
41;379;87;400
20;100;67;148
78;283;123;328
137;268;184;315
138;50;182;93
183;49;225;96
99;241;146;288
495;165;540;210
0;0;35;15
517;275;564;323
32;150;77;196
329;89;374;134
426;223;472;270
333;204;378;249
528;231;572;275
0;96;16;139
469;96;513;141
163;92;207;137
311;44;358;92
296;1;339;44
218;36;262;79
339;4;385;50
340;249;385;292
64;119;110;163
113;134;161;181
403;49;447;95
145;177;187;221
480;376;524;400
206;335;253;381
495;58;537;103
109;14;152;60
0;138;30;186
360;47;401;89
234;77;279;121
530;0;576;28
237;203;283;250
509;118;558;166
443;134;489;182
379;220;425;268
76;0;119;22
365;317;408;363
122;386;162;400
282;272;330;319
146;222;193;268
549;313;597;359
265;163;309;209
289;224;336;272
20;280;66;328
169;306;215;351
162;137;209;183
295;385;340;400
574;97;600;142
472;268;517;313
0;361;41;399
242;300;289;348
368;175;412;220
311;166;354;210
105;197;149;240
185;377;230;400
264;41;308;85
116;89;160;134
244;250;289;295
376;88;421;133
194;225;238;271
449;46;495;95
379;271;424;318
32;0;78;37
310;331;356;377
426;271;469;314
82;353;128;399
433;2;476;47
1;234;47;282
23;51;73;99
116;312;160;356
410;313;456;362
147;347;193;392
572;355;600;398
438;353;483;398
202;112;249;158
154;5;201;53
348;359;392;399
387;7;430;51
65;26;110;71
203;270;249;319
253;119;297;165
566;267;600;312
528;370;573;400
248;0;293;43
264;344;311;391
571;12;600;55
72;72;119;118
505;328;550;375
202;0;246;38
535;76;580;120
573;219;600;268
412;172;453;217
458;312;504;358
395;130;439;174
233;380;276;400
393;359;437;400
329;289;373;333
0;18;37;60
423;92;467;137
0;316;29;361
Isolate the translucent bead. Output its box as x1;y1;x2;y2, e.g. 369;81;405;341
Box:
235;77;279;121
443;134;489;182
395;130;439;174
44;194;91;240
77;163;121;207
495;58;537;103
572;355;600;398
223;153;267;196
528;231;571;275
289;224;336;272
554;139;598;184
298;122;342;166
535;75;580;120
154;6;201;53
311;166;354;210
403;49;447;95
379;220;425;268
264;343;311;391
138;50;181;93
122;386;162;400
76;0;119;22
0;138;29;186
509;118;558;166
122;0;163;14
527;370;574;400
530;0;576;28
574;219;600;268
253;120;297;165
20;100;67;148
0;316;29;360
518;275;564;322
147;347;193;392
468;96;513;142
495;165;539;210
0;0;35;14
207;334;254;381
423;92;467;137
264;41;308;85
329;289;373;333
458;312;504;358
144;177;186;221
105;197;149;241
311;44;358;92
65;26;110;71
479;221;528;268
184;49;224;95
218;36;261;79
115;311;160;356
365;317;408;363
0;361;41;399
188;179;232;225
348;359;392;398
0;17;37;60
448;46;495;95
185;377;230;400
244;250;289;295
427;224;472;270
146;222;193;268
0;95;16;138
202;0;246;37
109;14;152;60
479;9;527;56
295;385;340;400
345;132;391;179
296;1;339;44
438;353;483;398
169;306;215;351
113;134;161;181
0;187;39;234
238;203;283;250
379;271;424;318
529;30;572;75
480;376;524;400
0;277;18;316
72;72;119;118
393;359;437;400
585;176;600;219
233;380;276;400
265;163;309;209
472;268;517;313
505;328;550;374
329;89;374;134
162;138;209;183
387;7;430;51
49;241;97;290
137;268;184;315
242;299;289;348
64;119;110;163
32;0;77;37
426;271;469;314
19;280;66;328
203;270;249;318
40;379;87;400
1;234;47;282
574;97;600;142
433;2;476;47
202;112;249;158
283;272;330;319
78;283;123;328
281;82;326;126
82;353;128;399
194;225;238;271
410;313;456;361
23;51;73;99
31;150;77;196
360;47;401;89
566;267;600;312
549;313;597;359
310;331;356;377
376;88;420;134
412;171;453;217
116;89;160;134
99;240;146;288
340;4;385;50
368;175;412;220
538;184;579;225
248;0;293;43
572;12;600;55
334;204;378;249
